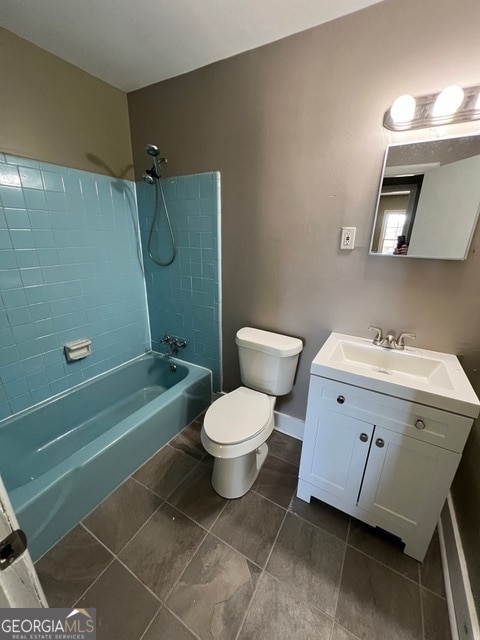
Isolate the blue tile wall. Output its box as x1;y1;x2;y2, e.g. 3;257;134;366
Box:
136;172;222;391
0;153;150;421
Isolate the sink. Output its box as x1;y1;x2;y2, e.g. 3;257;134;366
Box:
329;339;454;388
311;332;479;416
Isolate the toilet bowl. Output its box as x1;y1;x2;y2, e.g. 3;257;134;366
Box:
201;327;303;499
201;387;276;499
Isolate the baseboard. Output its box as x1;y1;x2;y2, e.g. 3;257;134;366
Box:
274;411;305;440
439;493;479;640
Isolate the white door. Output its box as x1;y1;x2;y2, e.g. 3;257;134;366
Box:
357;427;461;539
299;407;374;505
409;153;480;259
0;474;47;607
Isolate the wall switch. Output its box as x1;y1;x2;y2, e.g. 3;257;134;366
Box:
340;226;356;250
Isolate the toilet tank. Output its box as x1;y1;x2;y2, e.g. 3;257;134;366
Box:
235;327;303;396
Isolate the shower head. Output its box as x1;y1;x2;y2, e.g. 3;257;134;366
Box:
143;144;167;182
145;144;160;157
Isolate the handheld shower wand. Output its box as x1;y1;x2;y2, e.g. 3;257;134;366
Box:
143;144;167;182
142;143;176;266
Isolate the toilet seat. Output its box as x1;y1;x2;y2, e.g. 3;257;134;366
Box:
203;387;271;445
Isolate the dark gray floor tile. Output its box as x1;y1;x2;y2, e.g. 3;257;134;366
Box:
133;444;199;498
252;454;298;508
332;623;362;640
83;477;162;553
336;547;423;640
212;490;285;567
168;462;227;528
143;607;197;640
167;534;261;640
267;430;302;466
422;588;452;640
421;530;446;598
289;495;350;541
119;502;205;600
170;419;208;461
238;572;333;640
266;512;345;615
76;560;160;640
348;519;419;582
35;525;113;608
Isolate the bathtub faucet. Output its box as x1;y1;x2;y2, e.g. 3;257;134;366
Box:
160;334;188;356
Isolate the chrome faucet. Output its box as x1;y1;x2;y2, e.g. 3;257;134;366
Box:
368;326;415;350
160;334;188;356
396;332;416;350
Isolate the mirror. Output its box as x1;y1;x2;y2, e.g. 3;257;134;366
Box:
369;134;480;259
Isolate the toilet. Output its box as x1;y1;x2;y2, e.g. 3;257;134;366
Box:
201;327;303;499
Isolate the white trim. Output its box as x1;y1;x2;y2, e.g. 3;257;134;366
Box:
384;162;440;176
274;411;305;440
438;510;460;640
439;492;479;640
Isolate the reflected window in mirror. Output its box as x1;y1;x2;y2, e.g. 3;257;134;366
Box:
373;175;423;255
369;134;480;260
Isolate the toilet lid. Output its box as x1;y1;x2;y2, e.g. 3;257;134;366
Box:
204;387;271;445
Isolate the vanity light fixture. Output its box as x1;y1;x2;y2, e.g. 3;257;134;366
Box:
384;84;480;131
432;85;464;117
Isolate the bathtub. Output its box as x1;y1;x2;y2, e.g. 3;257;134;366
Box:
0;353;211;561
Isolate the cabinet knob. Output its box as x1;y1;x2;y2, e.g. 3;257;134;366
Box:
359;433;369;442
375;438;385;448
415;419;426;430
337;395;345;404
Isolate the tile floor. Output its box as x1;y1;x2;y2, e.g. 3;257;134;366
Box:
35;415;451;640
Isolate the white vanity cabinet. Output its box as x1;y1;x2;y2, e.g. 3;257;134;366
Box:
297;375;474;561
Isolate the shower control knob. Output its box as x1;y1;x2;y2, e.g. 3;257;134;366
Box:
337;395;345;404
359;433;369;442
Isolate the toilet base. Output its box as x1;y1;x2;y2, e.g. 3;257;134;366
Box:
211;443;269;499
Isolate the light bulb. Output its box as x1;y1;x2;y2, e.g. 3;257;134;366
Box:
432;85;464;117
390;95;416;123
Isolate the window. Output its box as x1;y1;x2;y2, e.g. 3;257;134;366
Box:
379;211;406;254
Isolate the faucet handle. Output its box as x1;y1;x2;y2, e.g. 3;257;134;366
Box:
368;326;383;345
397;332;416;349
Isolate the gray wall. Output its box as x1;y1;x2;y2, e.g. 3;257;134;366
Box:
128;0;480;608
128;0;480;417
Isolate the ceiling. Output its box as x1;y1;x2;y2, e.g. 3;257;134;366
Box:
1;0;385;93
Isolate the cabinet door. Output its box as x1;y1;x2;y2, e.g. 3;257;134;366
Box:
357;426;461;538
299;407;374;504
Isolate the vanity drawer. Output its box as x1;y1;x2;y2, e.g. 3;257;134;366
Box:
309;375;473;453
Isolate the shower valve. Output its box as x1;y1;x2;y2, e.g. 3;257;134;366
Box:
160;334;187;355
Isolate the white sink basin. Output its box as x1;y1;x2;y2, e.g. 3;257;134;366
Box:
311;332;479;416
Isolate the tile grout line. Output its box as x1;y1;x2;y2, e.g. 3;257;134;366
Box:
332;515;350;624
285;505;350;543
233;508;290;640
82;496;167;559
344;542;423;588
158;526;210;611
76;523;183;614
75;521;165;606
419;580;426;640
138;606;203;640
261;567;337;626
